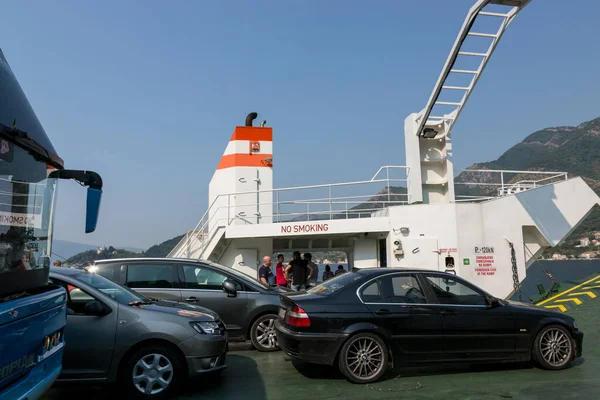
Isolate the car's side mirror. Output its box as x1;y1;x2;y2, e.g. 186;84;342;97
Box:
222;279;238;298
84;300;110;316
489;297;501;308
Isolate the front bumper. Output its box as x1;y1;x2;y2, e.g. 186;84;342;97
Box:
574;330;583;358
0;348;62;400
274;320;347;366
179;332;228;376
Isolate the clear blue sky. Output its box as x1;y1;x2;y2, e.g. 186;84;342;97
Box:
1;0;599;249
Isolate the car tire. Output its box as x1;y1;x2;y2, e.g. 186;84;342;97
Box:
338;332;388;384
532;324;574;370
250;314;279;352
121;345;184;399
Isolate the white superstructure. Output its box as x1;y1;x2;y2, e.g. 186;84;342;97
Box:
169;0;600;299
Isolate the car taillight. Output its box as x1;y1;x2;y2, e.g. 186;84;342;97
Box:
286;305;310;327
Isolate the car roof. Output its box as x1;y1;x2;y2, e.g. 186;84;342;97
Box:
86;259;445;276
90;257;203;264
50;266;84;276
353;267;448;276
85;257;264;288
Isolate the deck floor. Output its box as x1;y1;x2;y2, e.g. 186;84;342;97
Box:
44;297;599;400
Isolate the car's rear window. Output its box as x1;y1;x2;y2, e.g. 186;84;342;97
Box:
306;272;365;296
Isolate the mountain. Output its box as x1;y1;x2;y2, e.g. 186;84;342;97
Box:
52;239;145;264
454;116;600;257
62;236;183;265
144;234;185;257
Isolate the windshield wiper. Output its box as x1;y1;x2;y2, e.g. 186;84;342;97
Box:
128;300;153;306
0;122;63;169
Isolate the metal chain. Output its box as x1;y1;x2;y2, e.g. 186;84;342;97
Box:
533;269;560;304
507;240;522;301
363;375;424;392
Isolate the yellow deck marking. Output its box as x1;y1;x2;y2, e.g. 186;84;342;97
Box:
570;291;597;299
583;285;600;289
555;298;582;305
544;304;567;312
537;274;600;306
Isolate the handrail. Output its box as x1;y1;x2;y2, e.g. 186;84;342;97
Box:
170;165;568;259
456;169;567;176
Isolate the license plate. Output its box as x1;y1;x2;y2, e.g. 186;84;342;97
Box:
278;307;286;320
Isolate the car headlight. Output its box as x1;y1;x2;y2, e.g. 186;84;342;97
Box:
190;321;220;335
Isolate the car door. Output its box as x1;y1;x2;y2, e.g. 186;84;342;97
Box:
358;272;445;362
123;262;182;301
418;273;516;361
50;277;118;379
176;263;249;338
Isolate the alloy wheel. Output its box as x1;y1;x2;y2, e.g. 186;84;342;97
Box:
132;353;174;395
539;328;572;367
346;337;384;380
256;317;278;349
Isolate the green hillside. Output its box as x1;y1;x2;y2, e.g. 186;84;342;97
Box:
65;235;185;265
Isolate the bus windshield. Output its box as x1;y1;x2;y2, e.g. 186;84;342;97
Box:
0;143;57;277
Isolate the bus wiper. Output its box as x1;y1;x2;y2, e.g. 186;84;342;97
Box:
0;122;63;169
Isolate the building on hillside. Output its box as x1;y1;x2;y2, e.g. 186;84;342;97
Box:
579;237;590;247
579;251;597;259
552;253;568;260
594;231;600;240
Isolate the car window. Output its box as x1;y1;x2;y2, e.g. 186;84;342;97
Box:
424;275;488;306
361;274;426;304
74;270;148;304
306;271;365;296
49;277;100;315
360;280;383;303
181;265;239;291
126;264;174;289
90;264;121;283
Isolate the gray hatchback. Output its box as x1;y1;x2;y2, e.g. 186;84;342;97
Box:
49;266;228;399
84;258;289;352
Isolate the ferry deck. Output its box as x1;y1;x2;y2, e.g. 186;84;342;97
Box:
44;269;600;400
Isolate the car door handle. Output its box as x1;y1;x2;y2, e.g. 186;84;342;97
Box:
184;297;198;302
441;309;456;315
375;309;391;316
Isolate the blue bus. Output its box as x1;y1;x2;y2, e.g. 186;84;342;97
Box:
0;48;103;399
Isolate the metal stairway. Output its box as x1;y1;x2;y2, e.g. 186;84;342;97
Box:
415;0;532;138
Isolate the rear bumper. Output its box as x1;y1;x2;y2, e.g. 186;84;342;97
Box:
0;349;62;400
274;320;348;366
574;330;583;358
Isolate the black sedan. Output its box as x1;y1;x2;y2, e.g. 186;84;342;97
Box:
275;268;583;384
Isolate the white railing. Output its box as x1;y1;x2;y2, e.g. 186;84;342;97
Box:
171;166;409;258
454;169;568;201
172;166;569;258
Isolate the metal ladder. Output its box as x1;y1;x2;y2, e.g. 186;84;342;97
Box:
415;0;533;138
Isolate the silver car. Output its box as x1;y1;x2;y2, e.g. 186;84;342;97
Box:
48;266;228;399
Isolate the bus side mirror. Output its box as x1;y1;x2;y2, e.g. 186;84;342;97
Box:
48;169;103;234
86;187;102;233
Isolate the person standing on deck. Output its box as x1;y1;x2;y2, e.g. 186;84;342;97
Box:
304;253;318;287
258;256;275;286
285;251;313;291
275;254;288;288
